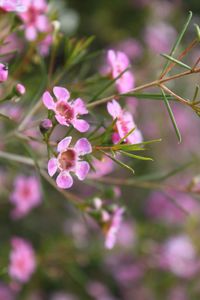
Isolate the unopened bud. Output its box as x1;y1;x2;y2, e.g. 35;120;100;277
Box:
39;119;53;134
16;83;26;96
0;63;8;82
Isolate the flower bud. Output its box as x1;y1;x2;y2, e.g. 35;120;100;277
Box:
39;118;53;134
16;83;26;96
0;63;8;82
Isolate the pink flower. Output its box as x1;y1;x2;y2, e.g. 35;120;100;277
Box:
43;87;90;132
0;0;25;12
160;235;200;278
145;22;176;54
10;175;42;219
89;156;114;178
0;63;8;82
107;99;142;144
48;137;92;189
104;207;124;249
16;83;26;95
107;49;134;93
18;0;51;41
9;237;36;283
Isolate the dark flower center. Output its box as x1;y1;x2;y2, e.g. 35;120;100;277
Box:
59;149;76;171
56;101;74;121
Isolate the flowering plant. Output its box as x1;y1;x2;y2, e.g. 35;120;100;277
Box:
0;1;200;298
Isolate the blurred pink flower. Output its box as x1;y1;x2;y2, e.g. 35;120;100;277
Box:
107;99;142;144
107;49;134;93
89;156;114;178
18;0;51;41
146;191;200;224
48;137;92;189
116;221;136;248
10;175;42;219
0;0;25;12
0;34;23;62
43;87;89;132
145;22;176;53
9;237;36;283
115;38;143;60
160;235;200;278
104;206;124;249
0;283;15;300
87;281;116;300
0;63;8;82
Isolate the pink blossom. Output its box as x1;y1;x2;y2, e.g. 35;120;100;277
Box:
89;156;114;178
43;87;90;132
0;0;25;12
48;137;92;189
115;38;143;60
145;22;177;53
107;99;142;144
18;0;51;41
146;191;200;224
107;49;134;93
16;83;26;95
9;237;36;283
10;175;42;219
0;63;8;82
160;235;200;278
104;206;124;249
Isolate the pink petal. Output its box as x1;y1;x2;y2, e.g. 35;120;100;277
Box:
107;100;122;118
42;91;55;110
76;161;90;180
48;158;58;176
53;86;70;101
74;138;92;155
72;119;90;132
25;26;37;41
72;98;88;115
107;49;116;67
56;172;73;189
55;114;69;126
57;136;72;152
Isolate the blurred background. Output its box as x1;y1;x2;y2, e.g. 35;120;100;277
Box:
1;0;200;299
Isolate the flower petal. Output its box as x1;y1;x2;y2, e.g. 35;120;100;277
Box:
55;114;69;126
72;119;90;133
74;138;92;155
56;172;73;189
53;86;70;101
76;161;90;180
72;98;88;115
57;136;72;153
42;91;55;110
48;158;58;176
107;99;121;118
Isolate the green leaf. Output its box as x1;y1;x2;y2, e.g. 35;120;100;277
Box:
161;53;191;70
120;150;153;161
161;88;182;143
160;11;193;77
101;150;135;174
194;24;200;41
121;93;175;100
113;138;162;151
192;85;200;102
